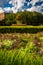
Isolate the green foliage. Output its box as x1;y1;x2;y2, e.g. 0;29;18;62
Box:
0;11;43;26
0;47;43;65
0;26;43;33
0;33;43;65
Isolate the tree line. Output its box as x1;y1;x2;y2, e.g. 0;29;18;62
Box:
0;11;43;26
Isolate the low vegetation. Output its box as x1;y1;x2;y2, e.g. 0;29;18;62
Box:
0;26;43;33
0;33;43;65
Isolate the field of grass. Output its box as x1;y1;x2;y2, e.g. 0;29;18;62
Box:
0;10;43;65
0;33;43;65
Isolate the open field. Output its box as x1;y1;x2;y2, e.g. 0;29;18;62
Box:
0;32;43;65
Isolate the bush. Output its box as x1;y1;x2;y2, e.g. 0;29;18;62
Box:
0;26;43;33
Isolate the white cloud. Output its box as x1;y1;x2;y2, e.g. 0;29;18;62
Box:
9;1;12;4
22;9;24;12
0;7;4;13
12;7;18;13
41;3;43;6
12;0;25;9
30;0;39;6
8;0;43;13
26;6;42;13
0;0;43;13
11;0;41;13
4;7;12;13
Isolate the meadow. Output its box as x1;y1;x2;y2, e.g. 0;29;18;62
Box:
0;11;43;65
0;32;43;65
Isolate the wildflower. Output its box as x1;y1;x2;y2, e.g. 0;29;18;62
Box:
38;51;43;55
33;36;41;47
13;44;17;49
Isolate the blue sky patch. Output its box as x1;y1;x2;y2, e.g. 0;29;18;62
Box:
3;3;13;8
35;1;43;6
26;0;32;2
0;0;43;13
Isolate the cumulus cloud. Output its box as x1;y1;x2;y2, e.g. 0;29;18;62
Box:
41;3;43;6
12;0;25;9
9;1;12;4
26;6;41;12
30;0;39;6
11;0;43;13
0;0;43;13
12;7;18;13
0;7;4;13
4;7;12;13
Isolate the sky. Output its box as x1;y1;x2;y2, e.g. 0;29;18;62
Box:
0;0;43;13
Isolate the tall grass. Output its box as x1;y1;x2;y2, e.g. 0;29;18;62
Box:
0;43;43;65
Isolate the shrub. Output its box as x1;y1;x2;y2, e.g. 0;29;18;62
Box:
0;26;43;33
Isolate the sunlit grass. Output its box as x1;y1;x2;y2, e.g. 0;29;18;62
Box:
0;26;43;28
0;33;43;65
